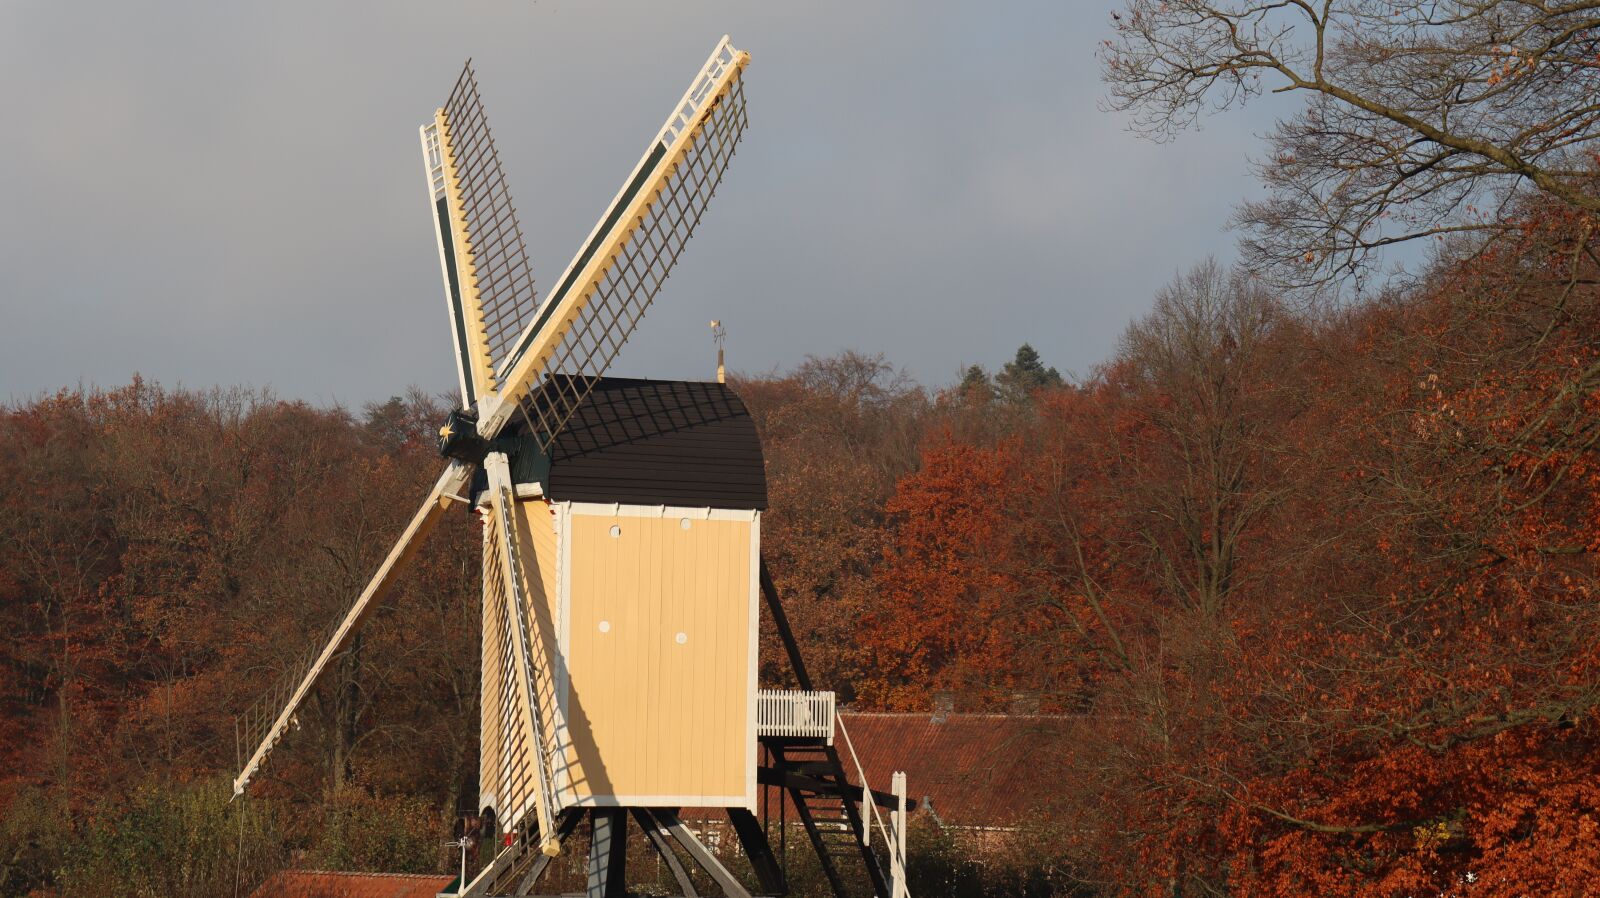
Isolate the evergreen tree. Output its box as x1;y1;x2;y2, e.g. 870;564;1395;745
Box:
957;364;992;401
996;343;1062;403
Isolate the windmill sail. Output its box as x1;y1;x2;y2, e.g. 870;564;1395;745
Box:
232;463;473;797
422;61;542;407
476;35;750;445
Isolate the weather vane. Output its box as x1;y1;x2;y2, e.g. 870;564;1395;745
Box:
711;319;726;383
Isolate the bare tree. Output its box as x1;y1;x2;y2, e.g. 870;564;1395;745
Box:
1101;1;1600;285
1114;260;1297;620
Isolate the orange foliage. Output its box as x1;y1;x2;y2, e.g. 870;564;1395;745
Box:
859;214;1600;895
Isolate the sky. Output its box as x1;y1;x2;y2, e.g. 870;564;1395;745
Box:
0;1;1281;408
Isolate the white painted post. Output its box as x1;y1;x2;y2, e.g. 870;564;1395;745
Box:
862;780;872;846
892;771;908;898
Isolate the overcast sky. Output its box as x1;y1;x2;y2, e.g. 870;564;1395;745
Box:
0;1;1280;408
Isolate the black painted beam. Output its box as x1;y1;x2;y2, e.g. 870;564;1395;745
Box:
728;807;787;895
587;809;628;898
632;808;699;898
652;809;754;898
510;809;585;896
756;765;913;811
759;561;813;692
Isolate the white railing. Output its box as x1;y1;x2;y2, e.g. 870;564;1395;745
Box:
756;689;835;742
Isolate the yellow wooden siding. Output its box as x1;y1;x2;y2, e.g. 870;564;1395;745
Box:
563;510;753;805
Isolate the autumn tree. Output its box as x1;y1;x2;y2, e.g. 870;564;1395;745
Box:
1206;205;1600;898
734;352;929;697
858;438;1044;709
0;383;481;893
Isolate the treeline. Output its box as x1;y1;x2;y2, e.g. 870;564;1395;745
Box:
0;386;479;894
4;207;1600;896
854;214;1600;895
762;206;1600;897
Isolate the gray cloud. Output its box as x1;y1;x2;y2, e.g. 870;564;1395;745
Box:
0;0;1275;408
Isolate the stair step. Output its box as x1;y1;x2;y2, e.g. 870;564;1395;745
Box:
789;761;839;774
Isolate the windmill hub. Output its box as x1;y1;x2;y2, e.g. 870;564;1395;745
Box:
437;407;488;462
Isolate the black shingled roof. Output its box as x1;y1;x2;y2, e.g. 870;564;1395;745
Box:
507;376;767;510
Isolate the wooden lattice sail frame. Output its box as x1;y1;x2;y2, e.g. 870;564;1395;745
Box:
480;37;750;449
421;62;543;406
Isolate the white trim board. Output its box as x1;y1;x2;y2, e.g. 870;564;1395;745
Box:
566;502;759;522
746;510;761;811
570;793;754;811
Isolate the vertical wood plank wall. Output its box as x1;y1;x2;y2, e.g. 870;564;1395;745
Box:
484;499;758;815
563;507;754;806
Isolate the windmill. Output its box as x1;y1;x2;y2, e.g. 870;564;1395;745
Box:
231;36;912;898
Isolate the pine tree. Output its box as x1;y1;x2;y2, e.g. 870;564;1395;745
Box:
953;361;992;393
996;344;1062;403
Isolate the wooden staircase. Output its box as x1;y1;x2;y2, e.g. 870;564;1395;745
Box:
758;562;910;898
766;739;889;898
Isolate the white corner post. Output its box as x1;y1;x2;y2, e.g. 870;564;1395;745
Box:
863;780;872;847
892;770;908;898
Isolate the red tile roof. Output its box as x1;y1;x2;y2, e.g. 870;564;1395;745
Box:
681;711;1065;828
250;870;455;898
834;711;1064;827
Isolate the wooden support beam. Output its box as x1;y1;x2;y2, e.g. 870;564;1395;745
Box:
759;561;814;692
755;765;911;811
512;810;584;897
651;810;753;898
632;809;699;898
727;808;786;896
587;810;627;898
